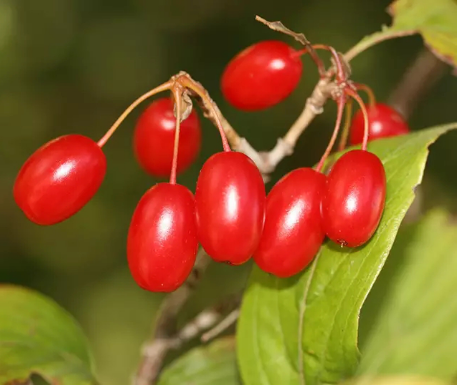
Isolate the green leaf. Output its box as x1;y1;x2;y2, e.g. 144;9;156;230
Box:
0;285;97;385
237;124;457;385
389;0;457;67
343;376;450;385
358;221;419;347
345;0;457;67
359;209;457;379
158;337;240;385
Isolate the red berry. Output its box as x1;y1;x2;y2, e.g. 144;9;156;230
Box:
127;183;198;292
221;40;303;111
133;98;202;177
350;103;409;145
14;134;106;225
253;168;326;278
322;150;386;248
195;152;265;265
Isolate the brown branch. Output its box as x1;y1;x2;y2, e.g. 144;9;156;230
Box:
191;81;335;181
388;48;448;120
201;308;240;343
282;78;338;148
133;248;212;385
134;308;221;385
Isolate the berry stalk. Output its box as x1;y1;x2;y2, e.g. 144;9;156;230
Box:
316;93;346;172
352;83;376;107
338;98;353;152
97;81;173;148
169;88;183;185
346;88;370;151
311;45;346;82
177;75;231;152
292;47;326;76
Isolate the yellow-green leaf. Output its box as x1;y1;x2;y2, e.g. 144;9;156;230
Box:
343;375;449;385
389;0;457;67
359;210;457;379
345;0;457;67
158;337;240;385
0;285;97;385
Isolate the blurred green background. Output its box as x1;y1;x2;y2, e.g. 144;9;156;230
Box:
1;0;456;384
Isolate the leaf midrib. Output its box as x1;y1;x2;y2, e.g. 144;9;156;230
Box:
298;250;322;385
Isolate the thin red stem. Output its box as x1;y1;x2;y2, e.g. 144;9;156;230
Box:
337;98;353;152
346;88;370;151
352;83;376;107
316;94;346;172
293;47;326;77
297;45;346;81
179;77;231;152
169;88;182;185
97;81;173;148
320;45;344;82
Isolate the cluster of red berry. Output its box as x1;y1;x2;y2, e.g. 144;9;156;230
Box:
13;38;410;292
222;40;409;143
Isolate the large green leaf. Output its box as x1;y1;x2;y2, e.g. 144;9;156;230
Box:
0;285;97;385
345;0;457;67
158;337;240;385
359;209;457;379
237;124;457;385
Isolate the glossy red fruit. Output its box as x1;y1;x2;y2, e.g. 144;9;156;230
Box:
253;168;326;278
133;98;202;177
127;183;198;292
14;134;107;225
322;150;386;248
221;40;303;111
195;152;265;265
350;103;409;145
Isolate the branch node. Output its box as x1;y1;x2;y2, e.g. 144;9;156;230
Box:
264;138;295;171
173;90;193;122
237;138;268;171
308;98;325;115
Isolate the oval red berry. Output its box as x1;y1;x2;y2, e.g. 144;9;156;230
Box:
127;183;198;292
134;97;201;177
14;134;106;225
350;103;410;145
195;152;266;265
253;168;326;278
322;150;386;248
221;40;303;111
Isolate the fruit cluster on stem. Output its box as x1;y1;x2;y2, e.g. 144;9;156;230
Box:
13;17;413;292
